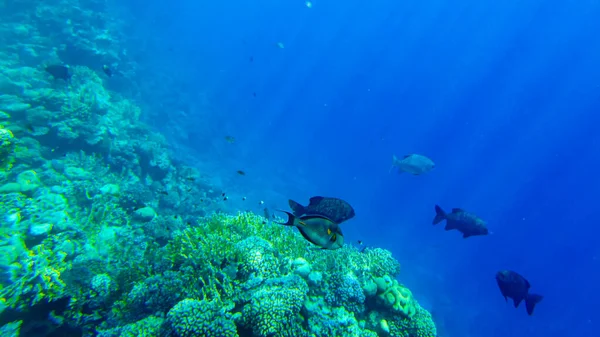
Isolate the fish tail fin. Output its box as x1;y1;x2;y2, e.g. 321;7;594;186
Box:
525;293;543;315
288;199;305;216
389;155;398;173
274;210;295;226
433;205;446;224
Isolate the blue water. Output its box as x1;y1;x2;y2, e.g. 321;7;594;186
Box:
125;0;600;336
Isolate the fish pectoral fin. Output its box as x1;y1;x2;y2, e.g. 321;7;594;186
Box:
444;224;454;231
513;298;522;308
462;233;470;238
451;208;465;213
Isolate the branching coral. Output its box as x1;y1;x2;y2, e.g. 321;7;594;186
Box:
0;236;70;310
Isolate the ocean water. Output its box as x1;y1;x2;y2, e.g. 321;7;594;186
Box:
1;0;599;336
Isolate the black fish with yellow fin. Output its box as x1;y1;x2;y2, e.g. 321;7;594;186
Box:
289;196;355;225
275;211;344;250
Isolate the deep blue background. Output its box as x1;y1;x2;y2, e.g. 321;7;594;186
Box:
125;0;600;336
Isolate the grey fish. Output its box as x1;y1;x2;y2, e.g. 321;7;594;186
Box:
432;205;488;238
496;270;543;315
390;154;435;175
288;196;355;224
45;64;72;81
276;211;344;250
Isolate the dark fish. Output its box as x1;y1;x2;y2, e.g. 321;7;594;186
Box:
263;208;271;221
225;136;236;143
186;177;196;181
288;196;355;225
45;64;72;81
276;211;344;250
237;170;246;176
496;270;543;315
357;240;366;253
157;190;168;195
252;92;256;97
249;56;254;62
432;205;488;238
103;65;112;77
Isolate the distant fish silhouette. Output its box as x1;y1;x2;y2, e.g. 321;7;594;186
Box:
432;205;488;238
45;64;71;81
496;270;543;315
390;154;435;175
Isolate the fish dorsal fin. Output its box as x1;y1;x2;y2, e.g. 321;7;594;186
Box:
452;208;464;213
308;196;325;205
288;199;305;216
525;279;531;289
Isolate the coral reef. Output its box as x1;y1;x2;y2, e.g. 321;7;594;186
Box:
0;1;438;336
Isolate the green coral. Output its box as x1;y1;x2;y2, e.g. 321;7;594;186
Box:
0;235;70;310
118;316;165;337
167;298;238;337
0;126;15;170
235;236;281;280
373;275;417;318
383;305;438;337
242;275;308;337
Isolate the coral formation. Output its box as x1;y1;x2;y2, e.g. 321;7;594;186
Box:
0;1;438;336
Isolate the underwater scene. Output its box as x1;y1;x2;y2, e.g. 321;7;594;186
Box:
1;0;599;336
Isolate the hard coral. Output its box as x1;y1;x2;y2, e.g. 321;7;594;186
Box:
235;236;280;281
325;272;366;315
0;127;15;170
167;298;238;337
384;305;438;337
241;274;308;337
373;275;417;318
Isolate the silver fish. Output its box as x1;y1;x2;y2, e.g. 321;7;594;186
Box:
391;154;435;175
275;211;344;250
